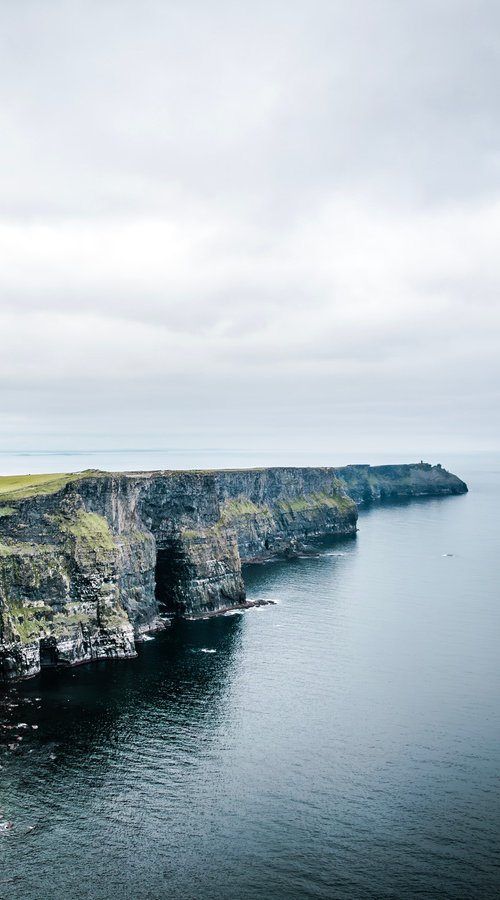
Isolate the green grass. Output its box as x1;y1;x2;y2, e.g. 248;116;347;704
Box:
56;509;116;551
0;470;103;501
0;506;15;517
7;604;52;642
221;498;272;519
0;541;59;557
276;491;355;514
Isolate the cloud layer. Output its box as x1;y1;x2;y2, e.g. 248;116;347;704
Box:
1;0;499;457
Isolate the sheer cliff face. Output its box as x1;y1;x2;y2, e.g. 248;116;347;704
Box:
336;463;468;504
0;464;466;682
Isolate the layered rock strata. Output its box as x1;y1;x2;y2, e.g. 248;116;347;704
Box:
0;463;466;682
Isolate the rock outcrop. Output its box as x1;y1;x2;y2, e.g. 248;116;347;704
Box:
0;463;466;682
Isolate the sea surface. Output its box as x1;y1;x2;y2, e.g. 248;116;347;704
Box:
0;452;499;899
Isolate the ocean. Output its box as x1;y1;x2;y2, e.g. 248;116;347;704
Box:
0;452;499;899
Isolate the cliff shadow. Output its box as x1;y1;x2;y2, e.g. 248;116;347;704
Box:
1;613;244;787
154;541;185;614
357;491;468;516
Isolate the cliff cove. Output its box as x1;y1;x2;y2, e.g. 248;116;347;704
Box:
0;463;467;683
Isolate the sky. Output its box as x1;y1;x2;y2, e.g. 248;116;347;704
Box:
0;0;499;464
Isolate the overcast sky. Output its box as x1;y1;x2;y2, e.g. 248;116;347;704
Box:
0;0;499;462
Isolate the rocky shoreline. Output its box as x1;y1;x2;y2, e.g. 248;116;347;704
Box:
186;597;276;620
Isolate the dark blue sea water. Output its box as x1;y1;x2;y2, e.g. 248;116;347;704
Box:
1;454;499;899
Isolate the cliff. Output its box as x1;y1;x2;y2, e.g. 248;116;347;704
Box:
336;462;467;504
0;463;466;682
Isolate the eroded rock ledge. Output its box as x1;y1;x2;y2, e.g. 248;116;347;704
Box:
0;463;467;682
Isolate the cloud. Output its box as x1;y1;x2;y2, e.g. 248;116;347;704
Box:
0;0;498;455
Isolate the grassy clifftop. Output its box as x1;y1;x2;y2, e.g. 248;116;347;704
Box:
0;470;103;501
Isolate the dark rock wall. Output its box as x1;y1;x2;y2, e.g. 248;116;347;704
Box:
214;468;357;560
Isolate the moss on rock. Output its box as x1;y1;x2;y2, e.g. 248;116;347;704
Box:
220;498;273;521
55;509;116;552
0;541;60;558
3;603;53;643
276;490;355;515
